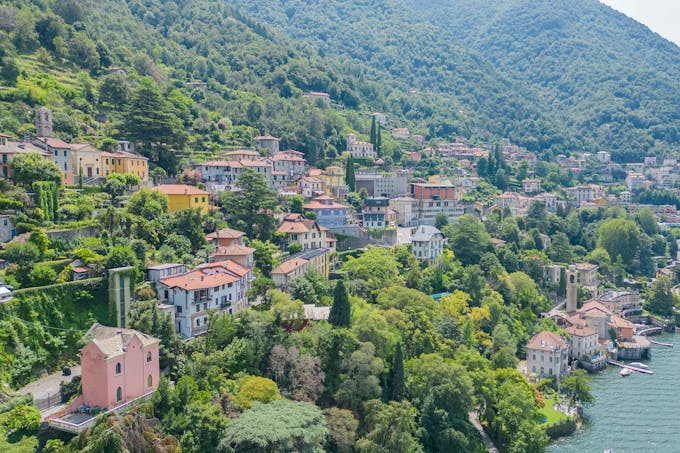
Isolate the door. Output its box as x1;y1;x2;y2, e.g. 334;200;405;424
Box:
87;167;93;178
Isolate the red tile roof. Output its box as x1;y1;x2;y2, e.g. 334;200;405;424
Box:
271;258;308;275
210;245;255;256
527;331;568;351
155;184;209;196
206;227;245;240
565;324;597;337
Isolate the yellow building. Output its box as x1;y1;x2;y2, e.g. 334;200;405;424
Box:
70;144;103;180
319;165;346;201
102;151;149;181
155;184;210;213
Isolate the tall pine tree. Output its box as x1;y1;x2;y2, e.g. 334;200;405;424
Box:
387;342;405;401
329;280;351;328
370;116;377;146
376;124;382;155
345;156;356;192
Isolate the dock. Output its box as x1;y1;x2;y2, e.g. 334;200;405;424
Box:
649;339;673;347
606;359;654;374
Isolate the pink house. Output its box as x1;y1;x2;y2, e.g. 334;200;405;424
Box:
79;323;160;410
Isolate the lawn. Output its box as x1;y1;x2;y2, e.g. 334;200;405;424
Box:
538;397;570;426
0;411;39;453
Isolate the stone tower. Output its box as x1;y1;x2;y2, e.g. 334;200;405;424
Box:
566;265;578;313
35;107;53;138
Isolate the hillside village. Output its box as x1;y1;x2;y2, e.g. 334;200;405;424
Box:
1;104;679;452
0;0;679;451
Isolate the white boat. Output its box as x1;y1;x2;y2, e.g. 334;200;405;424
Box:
620;368;632;377
629;362;648;369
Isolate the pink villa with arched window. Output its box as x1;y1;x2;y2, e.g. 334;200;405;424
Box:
77;323;160;410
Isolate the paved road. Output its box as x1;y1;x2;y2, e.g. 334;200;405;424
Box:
468;410;501;453
16;365;81;401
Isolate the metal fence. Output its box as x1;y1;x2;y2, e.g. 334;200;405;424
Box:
34;392;63;411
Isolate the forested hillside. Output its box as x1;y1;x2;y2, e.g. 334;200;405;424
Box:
238;0;573;153
0;0;399;170
240;0;680;161
404;0;680;162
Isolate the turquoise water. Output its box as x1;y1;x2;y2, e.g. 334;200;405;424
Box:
548;332;679;453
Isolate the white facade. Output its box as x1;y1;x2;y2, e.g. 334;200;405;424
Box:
526;331;569;381
347;134;375;159
411;225;444;262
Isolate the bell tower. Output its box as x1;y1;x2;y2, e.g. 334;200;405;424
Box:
35;107;53;138
566;265;578;313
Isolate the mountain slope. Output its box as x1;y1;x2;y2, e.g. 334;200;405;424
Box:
239;0;680;160
383;0;680;160
237;0;574;153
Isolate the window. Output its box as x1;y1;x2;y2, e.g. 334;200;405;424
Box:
115;362;121;374
63;150;67;156
146;351;152;363
195;197;198;203
147;375;153;387
202;197;205;203
64;163;67;170
116;386;122;402
54;150;58;156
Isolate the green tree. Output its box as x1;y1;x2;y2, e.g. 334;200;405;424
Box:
335;343;384;411
10;153;62;190
288;195;304;214
323;407;358;453
220;168;278;239
345;156;356;192
99;73;131;109
434;212;449;230
0;57;19;86
387;342;404;401
105;245;139;269
128;188;168;220
598;218;640;266
560;369;594;407
356;400;423;453
420;383;475;452
68;33;100;70
547;232;573;263
3;242;40;266
123;78;183;148
234;376;282;410
28;265;56;286
635;207;658;235
218;400;328;452
171;208;206;252
647;275;676;316
251;239;278;277
443;214;491;266
329;280;351;328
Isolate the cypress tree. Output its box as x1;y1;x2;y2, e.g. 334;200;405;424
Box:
329;280;351;328
345;156;356;192
376;124;382;155
370;116;377;145
388;342;405;401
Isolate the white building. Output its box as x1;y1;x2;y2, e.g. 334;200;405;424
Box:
157;261;253;338
526;331;569;381
596;151;611;163
347;134;375;159
565;323;599;361
410;225;444;263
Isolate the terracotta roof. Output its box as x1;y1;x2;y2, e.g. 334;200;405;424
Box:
304;202;348;210
527;331;568;352
160;267;239;290
608;314;635;329
580;300;612;316
253;135;280;141
210;245;255;256
72;266;91;273
197;160;234;167
575;262;598;271
198;260;250;277
272;154;305;162
271;258;308;275
84;323;159;358
155;184;209;196
35;137;71;148
565;324;597;337
308;169;323;177
276;215;318;234
206;227;245;240
241;159;272;167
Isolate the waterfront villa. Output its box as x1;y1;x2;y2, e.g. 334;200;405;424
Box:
526;331;570;382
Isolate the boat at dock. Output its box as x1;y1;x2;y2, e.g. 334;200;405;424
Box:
620;368;632;377
628;362;648;369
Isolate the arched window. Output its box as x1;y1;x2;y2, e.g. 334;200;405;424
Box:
115;362;121;374
147;375;152;388
116;386;122;402
146;351;152;363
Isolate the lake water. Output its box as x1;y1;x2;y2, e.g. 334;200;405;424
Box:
548;332;680;453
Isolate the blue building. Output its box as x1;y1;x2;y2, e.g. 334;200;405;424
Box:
303;195;349;228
